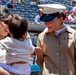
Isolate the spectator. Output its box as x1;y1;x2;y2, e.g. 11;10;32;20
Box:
63;9;69;22
15;0;25;3
30;0;37;5
0;5;12;75
34;8;43;24
0;0;1;2
6;0;14;8
20;0;25;3
2;0;8;3
68;10;76;22
37;0;48;4
72;0;76;6
73;6;76;13
37;4;76;75
0;14;42;75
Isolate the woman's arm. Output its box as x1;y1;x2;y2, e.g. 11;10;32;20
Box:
0;67;10;75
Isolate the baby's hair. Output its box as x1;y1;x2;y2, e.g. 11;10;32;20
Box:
8;14;28;39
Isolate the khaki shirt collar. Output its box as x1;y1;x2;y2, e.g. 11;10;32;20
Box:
45;25;72;36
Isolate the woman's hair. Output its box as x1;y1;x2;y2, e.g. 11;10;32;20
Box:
57;12;66;20
7;14;28;39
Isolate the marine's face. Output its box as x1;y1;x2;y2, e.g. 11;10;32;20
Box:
44;17;62;32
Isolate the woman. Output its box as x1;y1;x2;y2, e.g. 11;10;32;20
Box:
0;5;12;75
0;20;10;75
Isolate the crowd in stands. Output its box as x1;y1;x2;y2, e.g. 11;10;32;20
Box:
15;0;25;3
0;0;76;24
0;0;25;4
35;8;76;24
30;0;49;5
63;9;76;22
6;0;14;8
0;0;25;8
34;8;44;24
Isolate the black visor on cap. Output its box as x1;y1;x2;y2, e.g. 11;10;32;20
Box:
40;12;59;22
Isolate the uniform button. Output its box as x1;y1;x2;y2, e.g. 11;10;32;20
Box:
56;53;59;55
57;69;59;72
57;61;59;64
57;69;59;74
57;45;59;47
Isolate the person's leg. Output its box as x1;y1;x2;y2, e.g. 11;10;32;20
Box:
0;67;10;75
18;0;21;3
21;0;25;3
13;63;31;75
9;72;18;75
0;63;22;74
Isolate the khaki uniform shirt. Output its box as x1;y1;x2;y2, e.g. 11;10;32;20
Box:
37;25;76;75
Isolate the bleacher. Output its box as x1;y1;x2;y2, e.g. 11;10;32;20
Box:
0;0;73;22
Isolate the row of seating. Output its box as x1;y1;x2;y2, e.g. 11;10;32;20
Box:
0;0;73;22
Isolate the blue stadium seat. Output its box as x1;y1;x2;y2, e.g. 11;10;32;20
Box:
31;64;40;72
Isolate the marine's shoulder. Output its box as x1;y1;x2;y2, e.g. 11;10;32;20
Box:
38;30;47;37
66;25;76;33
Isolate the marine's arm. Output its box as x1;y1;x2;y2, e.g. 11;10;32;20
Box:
34;46;44;68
